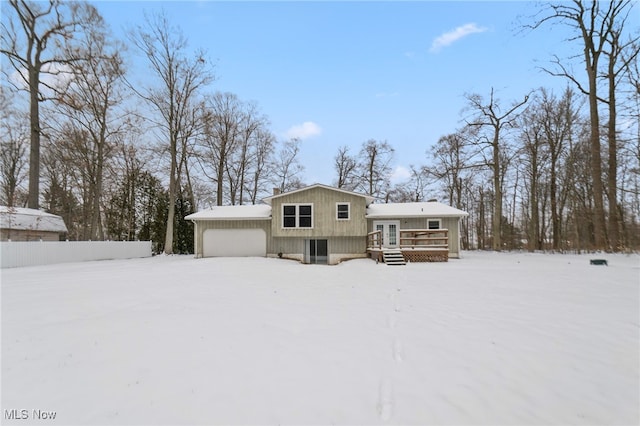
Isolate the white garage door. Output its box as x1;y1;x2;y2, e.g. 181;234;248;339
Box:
203;228;266;257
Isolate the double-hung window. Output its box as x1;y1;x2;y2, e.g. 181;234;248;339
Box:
283;205;297;228
298;205;312;227
282;204;313;228
336;203;350;220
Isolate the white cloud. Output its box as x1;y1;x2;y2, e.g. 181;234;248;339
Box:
429;23;488;53
390;165;411;183
9;62;74;94
285;121;322;140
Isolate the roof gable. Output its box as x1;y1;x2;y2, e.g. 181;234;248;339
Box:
263;184;374;205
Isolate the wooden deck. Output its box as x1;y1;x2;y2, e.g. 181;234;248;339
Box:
367;229;449;263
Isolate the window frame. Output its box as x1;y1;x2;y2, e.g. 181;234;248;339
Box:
427;219;441;230
281;203;314;229
282;205;297;228
336;202;350;221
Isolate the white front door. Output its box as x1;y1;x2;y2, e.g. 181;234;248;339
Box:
373;221;400;248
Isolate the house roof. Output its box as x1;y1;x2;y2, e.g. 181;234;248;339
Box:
366;201;469;219
263;184;375;205
185;204;272;221
0;206;68;233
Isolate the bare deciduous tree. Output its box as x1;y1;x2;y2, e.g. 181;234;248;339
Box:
197;93;275;206
430;130;477;209
273;138;305;193
129;11;214;254
387;165;432;203
358;139;394;201
518;94;548;251
223;100;268;205
333;145;358;190
601;5;639;251
245;129;276;205
1;0;101;209
199;92;242;205
531;0;637;250
540;87;581;250
0;89;28;207
52;20;126;240
465;88;529;250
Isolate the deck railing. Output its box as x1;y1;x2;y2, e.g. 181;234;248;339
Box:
399;229;448;249
367;230;382;249
367;228;449;262
367;229;449;250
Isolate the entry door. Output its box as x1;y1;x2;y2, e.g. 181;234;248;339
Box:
373;221;399;248
305;239;328;264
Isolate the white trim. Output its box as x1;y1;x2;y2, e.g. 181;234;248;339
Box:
185;204;271;221
281;203;314;229
263;183;375;205
336;202;350;220
372;220;400;248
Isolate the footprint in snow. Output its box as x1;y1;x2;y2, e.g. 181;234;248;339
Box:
393;339;403;363
377;379;394;421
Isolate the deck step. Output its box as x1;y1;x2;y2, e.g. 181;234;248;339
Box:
382;249;406;266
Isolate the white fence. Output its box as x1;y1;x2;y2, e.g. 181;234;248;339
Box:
1;241;152;268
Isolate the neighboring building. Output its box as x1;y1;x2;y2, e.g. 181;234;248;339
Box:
0;206;68;241
185;184;468;265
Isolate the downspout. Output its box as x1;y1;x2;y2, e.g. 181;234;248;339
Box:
191;220;199;258
458;217;462;258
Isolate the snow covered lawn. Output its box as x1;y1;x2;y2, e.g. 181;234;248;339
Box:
2;252;639;425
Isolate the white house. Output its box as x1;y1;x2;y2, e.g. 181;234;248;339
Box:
186;184;468;265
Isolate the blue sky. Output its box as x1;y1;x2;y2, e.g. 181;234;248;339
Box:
96;1;577;186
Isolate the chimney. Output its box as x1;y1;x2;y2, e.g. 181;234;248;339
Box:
273;188;281;196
